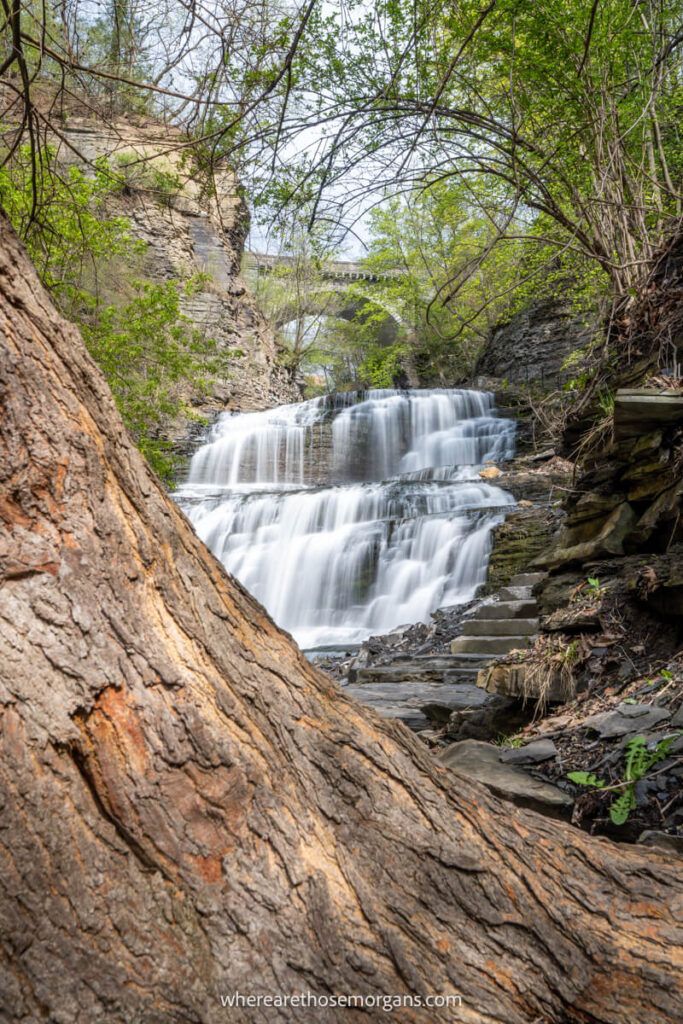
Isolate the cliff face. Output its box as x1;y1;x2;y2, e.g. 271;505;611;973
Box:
54;117;300;444
476;299;593;388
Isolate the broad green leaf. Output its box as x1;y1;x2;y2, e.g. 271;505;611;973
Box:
567;771;605;789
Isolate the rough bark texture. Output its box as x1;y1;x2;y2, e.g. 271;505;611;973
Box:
0;216;681;1023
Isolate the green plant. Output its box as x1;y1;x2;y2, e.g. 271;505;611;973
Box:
358;341;408;389
519;635;581;716
586;576;604;599
568;733;681;826
564;369;594;393
562;639;580;665
82;278;230;481
0;146;140;317
0;144;229;484
112;154;184;203
494;732;525;749
597;390;615;417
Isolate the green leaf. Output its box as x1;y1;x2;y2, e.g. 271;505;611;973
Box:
567;771;605;789
623;736;649;782
609;789;636;826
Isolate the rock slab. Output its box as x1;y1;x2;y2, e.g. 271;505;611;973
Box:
439;740;573;817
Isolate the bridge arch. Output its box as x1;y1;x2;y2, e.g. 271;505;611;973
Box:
246;252;405;353
273;289;401;346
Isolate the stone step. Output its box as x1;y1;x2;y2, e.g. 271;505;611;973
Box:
451;635;533;656
353;662;481;684
444;651;494;660
508;572;546;587
461;617;539;637
344;680;496;729
411;654;480;666
497;586;534;601
473;600;538;620
615;389;683;439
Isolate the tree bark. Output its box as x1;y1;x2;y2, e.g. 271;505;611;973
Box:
0;214;681;1023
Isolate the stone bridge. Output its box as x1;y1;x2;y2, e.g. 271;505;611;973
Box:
245;253;402;339
245;252;398;284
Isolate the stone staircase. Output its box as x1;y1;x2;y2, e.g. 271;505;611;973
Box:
343;572;546;729
450;572;544;662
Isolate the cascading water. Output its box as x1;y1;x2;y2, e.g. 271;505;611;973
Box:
175;389;516;649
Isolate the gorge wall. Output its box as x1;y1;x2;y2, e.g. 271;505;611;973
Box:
475;298;594;388
54;117;301;447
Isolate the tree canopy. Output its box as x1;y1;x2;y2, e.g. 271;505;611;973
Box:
3;0;683;390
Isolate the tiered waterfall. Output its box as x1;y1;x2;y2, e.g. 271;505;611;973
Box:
175;389;516;649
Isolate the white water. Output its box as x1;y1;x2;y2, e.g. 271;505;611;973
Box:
175;389;516;648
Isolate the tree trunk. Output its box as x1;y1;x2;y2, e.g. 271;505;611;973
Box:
0;215;681;1023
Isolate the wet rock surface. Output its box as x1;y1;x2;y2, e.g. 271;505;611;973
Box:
342;679;497;731
482;456;571;593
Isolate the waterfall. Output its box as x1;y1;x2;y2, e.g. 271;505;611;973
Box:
175;388;516;649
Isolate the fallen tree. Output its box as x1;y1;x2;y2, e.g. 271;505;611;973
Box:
0;214;681;1023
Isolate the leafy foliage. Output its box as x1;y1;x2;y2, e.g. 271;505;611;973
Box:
0;146;224;481
0;147;139;316
568;733;680;826
243;0;683;369
566;771;605;789
82;279;226;480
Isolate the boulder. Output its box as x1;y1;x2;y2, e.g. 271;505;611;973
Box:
627;477;683;549
583;702;671;738
537;501;637;569
445;696;529;742
637;830;683;856
614;388;683;439
438;740;573;817
626;472;675;503
566;492;623;528
499;739;558;764
620;452;670;482
619;430;664;458
420;702;456;725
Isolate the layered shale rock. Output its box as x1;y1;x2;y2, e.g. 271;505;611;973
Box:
536;386;683;569
54;117;301;449
475;299;593;388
